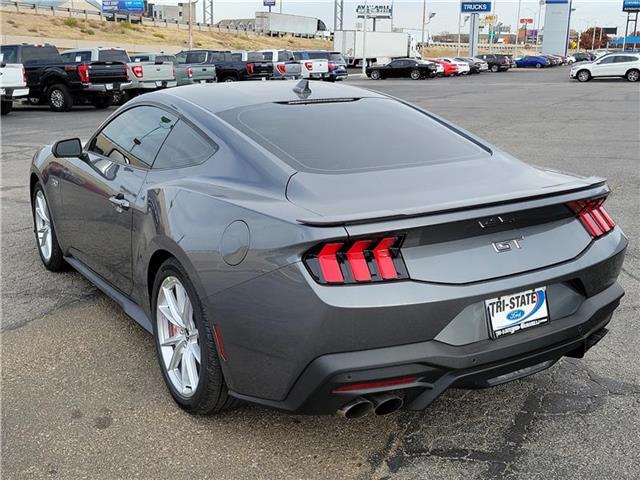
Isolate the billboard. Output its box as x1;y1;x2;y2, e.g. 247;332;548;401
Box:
623;0;640;12
356;3;393;18
102;0;144;14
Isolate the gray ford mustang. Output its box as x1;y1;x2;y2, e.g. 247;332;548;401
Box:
30;81;627;418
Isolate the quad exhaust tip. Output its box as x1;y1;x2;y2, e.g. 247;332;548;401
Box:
337;394;404;419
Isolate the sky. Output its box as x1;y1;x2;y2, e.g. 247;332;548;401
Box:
150;1;634;37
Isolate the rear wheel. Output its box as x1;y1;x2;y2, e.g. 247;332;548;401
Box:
369;69;381;80
47;84;73;112
577;70;591;82
32;182;66;272
626;69;639;82
491;64;499;72
152;258;238;415
220;76;237;83
410;69;421;80
1;100;13;116
535;62;543;69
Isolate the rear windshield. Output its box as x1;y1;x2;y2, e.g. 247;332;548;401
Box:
246;52;265;62
218;98;488;173
2;45;61;64
0;46;18;63
306;52;344;62
99;49;130;63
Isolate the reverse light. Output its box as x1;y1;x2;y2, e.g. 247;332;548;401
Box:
567;197;616;238
131;65;144;78
276;63;287;74
304;236;408;285
77;64;90;84
304;61;313;71
333;376;418;393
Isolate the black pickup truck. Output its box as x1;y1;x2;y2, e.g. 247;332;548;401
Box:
0;44;130;111
175;50;272;82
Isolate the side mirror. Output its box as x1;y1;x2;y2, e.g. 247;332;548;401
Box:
52;138;85;159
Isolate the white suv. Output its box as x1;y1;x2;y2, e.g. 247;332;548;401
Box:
570;53;640;82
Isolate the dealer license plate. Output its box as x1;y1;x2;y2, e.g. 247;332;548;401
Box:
485;287;549;338
105;84;113;90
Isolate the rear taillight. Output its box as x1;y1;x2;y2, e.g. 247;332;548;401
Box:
131;65;144;78
77;64;90;83
247;63;255;74
172;65;176;78
304;236;408;285
22;65;26;82
567;197;616;238
328;62;335;72
187;67;193;78
304;61;313;71
276;63;287;74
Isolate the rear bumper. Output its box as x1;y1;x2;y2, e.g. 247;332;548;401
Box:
230;281;624;414
135;80;178;90
1;87;29;99
84;82;132;92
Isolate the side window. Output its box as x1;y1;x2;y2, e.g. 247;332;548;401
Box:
615;56;634;63
153;121;217;170
186;51;207;63
89;106;177;169
293;52;303;61
262;51;274;61
209;52;226;63
598;57;615;64
277;51;293;62
389;60;401;67
174;52;188;64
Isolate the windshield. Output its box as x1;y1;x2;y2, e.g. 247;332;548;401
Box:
218;98;488;174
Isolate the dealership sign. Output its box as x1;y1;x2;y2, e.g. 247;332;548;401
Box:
623;0;640;12
102;0;144;13
461;2;492;13
356;3;393;18
263;0;276;6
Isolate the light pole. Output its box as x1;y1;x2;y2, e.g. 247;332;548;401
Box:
361;0;368;76
187;0;199;50
421;11;436;56
457;15;469;56
515;0;522;45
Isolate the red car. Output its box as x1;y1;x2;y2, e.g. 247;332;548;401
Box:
428;58;458;77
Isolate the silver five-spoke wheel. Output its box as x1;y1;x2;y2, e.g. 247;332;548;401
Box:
34;190;52;262
156;276;201;398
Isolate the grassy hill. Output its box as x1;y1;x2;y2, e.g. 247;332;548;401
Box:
1;11;332;52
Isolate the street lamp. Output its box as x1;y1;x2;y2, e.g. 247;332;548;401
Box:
187;0;199;50
421;10;436;54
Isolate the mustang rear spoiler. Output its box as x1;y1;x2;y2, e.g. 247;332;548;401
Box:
296;179;608;227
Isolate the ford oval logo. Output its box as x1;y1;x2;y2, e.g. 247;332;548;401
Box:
507;309;525;321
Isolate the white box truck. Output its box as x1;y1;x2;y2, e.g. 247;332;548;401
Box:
334;30;419;66
255;12;321;36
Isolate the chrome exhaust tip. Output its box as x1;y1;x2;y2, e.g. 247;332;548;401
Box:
336;398;373;419
369;394;404;416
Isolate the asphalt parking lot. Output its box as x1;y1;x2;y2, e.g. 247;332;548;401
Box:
1;66;639;480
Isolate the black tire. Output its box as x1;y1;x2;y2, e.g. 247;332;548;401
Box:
32;182;67;272
369;69;381;80
428;71;436;78
410;69;421;80
47;84;73;112
535;63;543;69
491;64;499;73
1;100;13;116
91;94;113;109
220;75;237;83
626;69;640;82
152;258;239;415
577;70;591;82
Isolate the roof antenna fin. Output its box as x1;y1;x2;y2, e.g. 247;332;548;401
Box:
293;78;311;99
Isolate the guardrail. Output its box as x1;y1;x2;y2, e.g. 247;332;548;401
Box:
0;1;330;40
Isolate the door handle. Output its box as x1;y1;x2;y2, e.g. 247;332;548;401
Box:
109;194;130;211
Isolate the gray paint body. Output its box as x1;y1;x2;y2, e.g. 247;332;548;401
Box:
30;82;627;409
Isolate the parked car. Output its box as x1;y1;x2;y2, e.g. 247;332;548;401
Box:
542;55;562;66
301;51;349;81
292;51;330;79
0;44;129;111
570;53;640;82
366;58;437;80
455;57;488;73
515;55;551;68
437;58;471;75
568;52;594;64
257;49;302;80
0;60;28;115
172;51;218;85
60;48;176;96
174;50;272;82
476;54;511;72
427;58;458;76
30;81;627;418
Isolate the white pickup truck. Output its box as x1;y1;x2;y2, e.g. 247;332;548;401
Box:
60;48;176;96
0;58;28;115
292;52;329;79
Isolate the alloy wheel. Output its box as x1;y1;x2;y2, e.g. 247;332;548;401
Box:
578;71;590;82
156;276;201;398
34;190;52;262
627;70;639;82
50;89;64;109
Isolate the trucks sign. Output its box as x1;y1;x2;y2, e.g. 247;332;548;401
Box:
623;0;640;12
461;2;492;13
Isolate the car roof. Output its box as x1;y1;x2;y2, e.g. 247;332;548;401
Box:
153;81;387;114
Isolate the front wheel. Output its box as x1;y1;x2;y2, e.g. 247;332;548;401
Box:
626;69;640;82
47;84;73;112
369;69;381;80
1;100;13;116
535;63;543;69
152;258;238;415
32;182;66;271
410;69;421;80
491;65;499;72
577;70;591;82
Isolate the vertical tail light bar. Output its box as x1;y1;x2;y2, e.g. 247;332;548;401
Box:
567;198;616;238
305;236;408;285
247;63;255;74
77;64;90;84
22;65;27;83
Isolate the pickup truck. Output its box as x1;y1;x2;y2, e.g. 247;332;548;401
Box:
292;51;329;80
175;50;272;82
256;49;302;80
173;51;218;85
0;44;129;111
0;59;28;115
60;48;176;95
